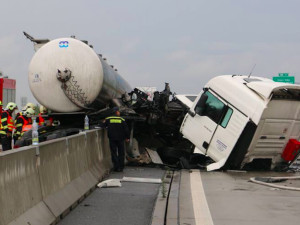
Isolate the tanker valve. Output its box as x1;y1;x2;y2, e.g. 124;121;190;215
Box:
57;68;72;82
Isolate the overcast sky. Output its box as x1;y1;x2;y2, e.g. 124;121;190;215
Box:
1;0;300;107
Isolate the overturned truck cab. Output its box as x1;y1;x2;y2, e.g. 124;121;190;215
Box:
180;75;300;171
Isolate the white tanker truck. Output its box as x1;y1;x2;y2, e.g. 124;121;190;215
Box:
26;32;132;113
22;33;189;158
24;33;300;171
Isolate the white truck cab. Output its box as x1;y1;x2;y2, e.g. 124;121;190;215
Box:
180;75;300;171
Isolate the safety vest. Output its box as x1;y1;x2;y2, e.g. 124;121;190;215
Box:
19;116;31;132
14;116;32;139
23;124;32;132
0;110;14;134
38;113;53;126
38;113;45;126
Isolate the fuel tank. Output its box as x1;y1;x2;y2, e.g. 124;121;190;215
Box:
28;38;132;112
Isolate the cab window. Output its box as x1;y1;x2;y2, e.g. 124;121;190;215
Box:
221;107;233;128
194;91;225;124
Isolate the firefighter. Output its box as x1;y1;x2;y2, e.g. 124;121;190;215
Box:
23;102;37;111
0;102;18;151
36;105;53;126
14;108;35;143
104;107;130;172
14;102;37;124
15;102;36;118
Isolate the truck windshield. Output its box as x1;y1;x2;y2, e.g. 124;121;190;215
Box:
194;91;225;124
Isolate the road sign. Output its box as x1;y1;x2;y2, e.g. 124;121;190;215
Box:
278;73;289;77
273;76;295;84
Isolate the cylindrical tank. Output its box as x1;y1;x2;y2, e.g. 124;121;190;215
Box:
28;38;132;112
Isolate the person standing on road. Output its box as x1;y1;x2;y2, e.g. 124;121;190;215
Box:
14;108;35;144
0;102;18;151
104;108;130;172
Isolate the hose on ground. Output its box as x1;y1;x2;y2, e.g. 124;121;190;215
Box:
249;176;300;191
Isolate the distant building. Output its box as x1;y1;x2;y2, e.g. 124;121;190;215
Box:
0;76;16;108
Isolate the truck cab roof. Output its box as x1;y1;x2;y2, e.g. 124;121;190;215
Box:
205;75;300;125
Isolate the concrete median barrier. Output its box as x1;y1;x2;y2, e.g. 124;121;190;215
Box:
0;129;112;225
38;138;75;219
0;147;55;225
101;130;113;170
86;130;112;179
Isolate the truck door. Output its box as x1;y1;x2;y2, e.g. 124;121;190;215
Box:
205;106;249;171
180;89;227;155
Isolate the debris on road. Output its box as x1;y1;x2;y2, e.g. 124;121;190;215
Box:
249;176;300;191
122;177;162;184
97;179;122;188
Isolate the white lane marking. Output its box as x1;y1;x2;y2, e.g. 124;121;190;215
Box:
190;170;214;225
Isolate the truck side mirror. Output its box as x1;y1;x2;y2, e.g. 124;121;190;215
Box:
199;93;208;107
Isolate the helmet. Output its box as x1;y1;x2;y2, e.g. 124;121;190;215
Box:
6;102;18;111
22;102;37;111
39;105;48;114
24;108;35;117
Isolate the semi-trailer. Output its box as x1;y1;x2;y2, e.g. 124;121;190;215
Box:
24;33;300;171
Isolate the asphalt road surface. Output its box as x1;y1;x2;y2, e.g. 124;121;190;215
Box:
59;166;165;225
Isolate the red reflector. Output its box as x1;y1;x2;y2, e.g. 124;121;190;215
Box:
282;139;300;162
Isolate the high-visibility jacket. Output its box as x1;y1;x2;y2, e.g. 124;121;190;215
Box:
14;111;23;125
37;113;53;126
38;113;45;126
23;124;32;132
0;110;14;135
14;115;31;140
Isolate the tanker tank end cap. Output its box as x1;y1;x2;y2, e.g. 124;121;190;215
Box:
57;68;72;82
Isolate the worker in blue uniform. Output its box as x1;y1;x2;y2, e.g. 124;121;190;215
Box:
104;108;130;172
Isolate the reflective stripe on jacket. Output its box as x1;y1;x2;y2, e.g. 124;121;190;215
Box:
104;116;130;141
